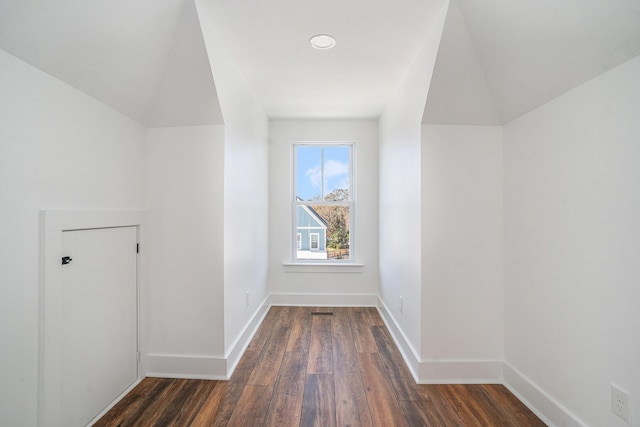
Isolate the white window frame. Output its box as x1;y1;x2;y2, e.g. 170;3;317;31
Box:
291;142;355;263
310;233;320;251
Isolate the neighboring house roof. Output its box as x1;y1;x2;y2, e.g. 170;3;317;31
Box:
296;197;328;228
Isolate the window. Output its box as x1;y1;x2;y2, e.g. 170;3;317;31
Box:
293;143;354;262
310;233;320;250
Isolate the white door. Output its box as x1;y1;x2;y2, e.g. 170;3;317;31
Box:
61;226;138;427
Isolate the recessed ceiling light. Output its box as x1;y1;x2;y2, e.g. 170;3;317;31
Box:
310;34;336;50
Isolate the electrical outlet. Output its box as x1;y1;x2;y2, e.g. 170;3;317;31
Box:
399;296;403;313
611;384;631;424
245;290;250;307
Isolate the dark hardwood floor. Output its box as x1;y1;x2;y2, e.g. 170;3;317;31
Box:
95;306;546;426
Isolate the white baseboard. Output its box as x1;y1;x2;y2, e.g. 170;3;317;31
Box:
503;363;586;427
146;354;228;380
87;378;143;425
418;360;503;384
146;299;270;380
268;293;378;307
377;296;502;384
376;297;422;382
224;299;270;378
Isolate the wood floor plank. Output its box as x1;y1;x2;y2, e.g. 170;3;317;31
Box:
331;307;360;375
362;306;385;326
248;323;291;386
308;315;333;374
437;384;486;425
230;349;261;384
226;385;274;427
189;381;228;427
358;352;409;427
480;384;547;426
334;372;373;427
273;305;296;326
264;351;307;427
399;399;445;426
417;385;466;427
371;326;421;402
205;349;263;426
459;384;514;427
311;311;333;333
166;380;218;426
95;307;546;427
210;381;247;427
92;377;164;426
301;374;336;427
152;379;205;426
349;307;378;353
287;306;313;352
129;378;190;427
247;307;281;352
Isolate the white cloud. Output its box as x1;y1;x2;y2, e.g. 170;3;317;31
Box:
305;164;322;188
324;159;348;179
305;160;348;191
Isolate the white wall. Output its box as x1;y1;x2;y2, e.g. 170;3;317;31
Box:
0;49;146;426
222;114;269;356
421;125;504;381
196;0;271;361
504;54;640;426
268;120;379;301
378;1;448;370
145;126;226;376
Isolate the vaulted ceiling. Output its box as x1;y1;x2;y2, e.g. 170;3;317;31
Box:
1;0;639;127
0;0;222;126
424;0;640;124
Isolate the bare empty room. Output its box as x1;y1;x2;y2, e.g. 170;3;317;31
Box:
1;0;639;426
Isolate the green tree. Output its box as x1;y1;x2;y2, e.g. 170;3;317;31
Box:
312;189;349;250
327;209;349;249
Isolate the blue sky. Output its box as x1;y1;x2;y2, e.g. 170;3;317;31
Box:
296;145;350;200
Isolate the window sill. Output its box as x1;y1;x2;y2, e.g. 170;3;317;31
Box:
282;261;364;273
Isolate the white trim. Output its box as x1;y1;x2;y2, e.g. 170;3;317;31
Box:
282;262;364;273
377;296;502;384
348;142;356;261
146;296;270;380
310;232;320;250
291;142;355;262
296;200;352;206
417;360;503;384
504;363;587;427
377;297;422;381
39;210;146;427
268;293;378;307
86;378;143;426
224;297;270;378
146;355;228;380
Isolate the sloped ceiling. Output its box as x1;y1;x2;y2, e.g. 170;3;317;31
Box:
422;0;501;125
425;0;640;125
0;0;223;126
1;0;639;125
149;0;223;127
